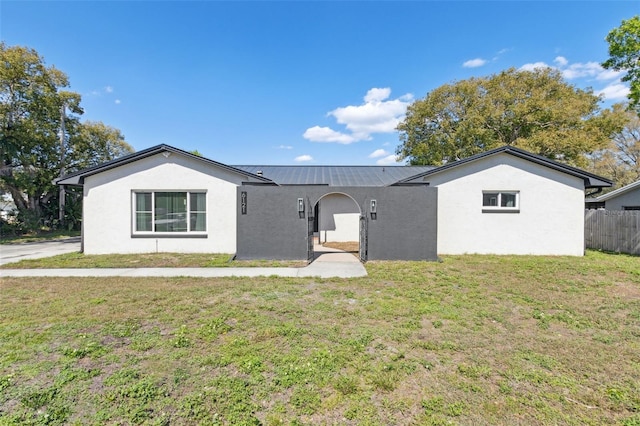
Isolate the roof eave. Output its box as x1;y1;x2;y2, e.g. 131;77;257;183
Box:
54;144;275;186
593;179;640;201
393;146;614;188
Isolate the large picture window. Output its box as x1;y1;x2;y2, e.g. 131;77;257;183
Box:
482;191;519;213
134;191;206;233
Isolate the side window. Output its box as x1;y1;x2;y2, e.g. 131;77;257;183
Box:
482;191;519;213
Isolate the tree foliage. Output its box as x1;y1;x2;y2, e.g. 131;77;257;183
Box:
602;16;640;114
0;43;132;232
396;68;624;167
588;103;640;188
69;121;133;169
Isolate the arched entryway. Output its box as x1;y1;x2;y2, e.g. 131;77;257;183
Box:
310;192;363;261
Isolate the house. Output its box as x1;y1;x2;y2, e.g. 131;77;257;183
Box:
56;144;612;260
0;192;17;222
585;180;640;211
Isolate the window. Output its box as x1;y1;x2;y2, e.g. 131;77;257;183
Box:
133;191;206;234
482;191;519;213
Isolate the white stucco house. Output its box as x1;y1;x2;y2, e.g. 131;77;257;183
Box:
398;149;613;255
56;144;612;259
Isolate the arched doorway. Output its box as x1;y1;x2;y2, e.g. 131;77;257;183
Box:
310;192;362;259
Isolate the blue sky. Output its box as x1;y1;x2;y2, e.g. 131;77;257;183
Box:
1;1;637;165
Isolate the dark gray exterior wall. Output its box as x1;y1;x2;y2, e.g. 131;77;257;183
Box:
236;185;438;261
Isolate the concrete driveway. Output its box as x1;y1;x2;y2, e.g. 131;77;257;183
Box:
0;237;81;266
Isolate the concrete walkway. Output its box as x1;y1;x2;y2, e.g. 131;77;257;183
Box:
0;244;367;279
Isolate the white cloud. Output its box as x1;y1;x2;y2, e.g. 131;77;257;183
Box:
364;87;391;103
554;56;568;67
561;61;603;80
277;145;293;150
519;61;550;72
522;58;620;83
303;126;356;144
303;88;413;144
463;58;487;68
596;68;624;81
368;149;389;158
294;154;313;162
598;83;630;101
376;154;401;165
520;57;629;103
115;99;121;104
86;85;117;98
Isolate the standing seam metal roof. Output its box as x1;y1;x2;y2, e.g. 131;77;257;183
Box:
232;165;434;186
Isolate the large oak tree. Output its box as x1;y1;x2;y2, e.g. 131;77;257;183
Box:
396;68;624;167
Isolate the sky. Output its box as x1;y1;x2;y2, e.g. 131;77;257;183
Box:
1;1;637;166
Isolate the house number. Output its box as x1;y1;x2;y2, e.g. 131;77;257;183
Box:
241;191;247;215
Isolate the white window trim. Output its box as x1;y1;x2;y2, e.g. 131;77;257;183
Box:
482;191;520;213
132;190;208;237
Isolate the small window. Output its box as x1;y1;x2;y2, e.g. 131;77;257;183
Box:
483;191;519;213
623;206;640;211
133;191;206;234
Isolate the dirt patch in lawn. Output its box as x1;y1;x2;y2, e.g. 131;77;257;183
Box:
321;241;359;252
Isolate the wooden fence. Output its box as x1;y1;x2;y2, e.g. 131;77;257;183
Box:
584;209;640;255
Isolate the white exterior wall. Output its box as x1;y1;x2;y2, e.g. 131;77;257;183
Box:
82;153;244;255
318;193;360;242
604;188;640;210
428;153;586;255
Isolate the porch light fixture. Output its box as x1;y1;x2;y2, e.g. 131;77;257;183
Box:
370;199;377;220
298;198;305;218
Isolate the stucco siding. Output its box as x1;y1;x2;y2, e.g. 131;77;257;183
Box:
317;193;360;242
604;188;640;210
82;153;242;255
428;153;585;255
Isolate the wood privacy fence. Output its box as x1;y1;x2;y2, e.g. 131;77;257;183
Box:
585;209;640;255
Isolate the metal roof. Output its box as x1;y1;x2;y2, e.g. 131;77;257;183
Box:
232;165;433;186
590;179;640;202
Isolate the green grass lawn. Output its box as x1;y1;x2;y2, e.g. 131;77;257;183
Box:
1;252;639;425
0;252;306;269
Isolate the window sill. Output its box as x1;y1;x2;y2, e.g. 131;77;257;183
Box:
131;233;208;239
482;209;520;214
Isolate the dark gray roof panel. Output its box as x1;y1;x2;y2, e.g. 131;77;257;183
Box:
232;165;433;186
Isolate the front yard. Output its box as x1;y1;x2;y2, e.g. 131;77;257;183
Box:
0;252;639;425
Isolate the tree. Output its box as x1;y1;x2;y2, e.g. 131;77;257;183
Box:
588;103;640;188
0;42;81;228
396;68;625;167
69;121;133;169
602;16;640;114
0;43;131;232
